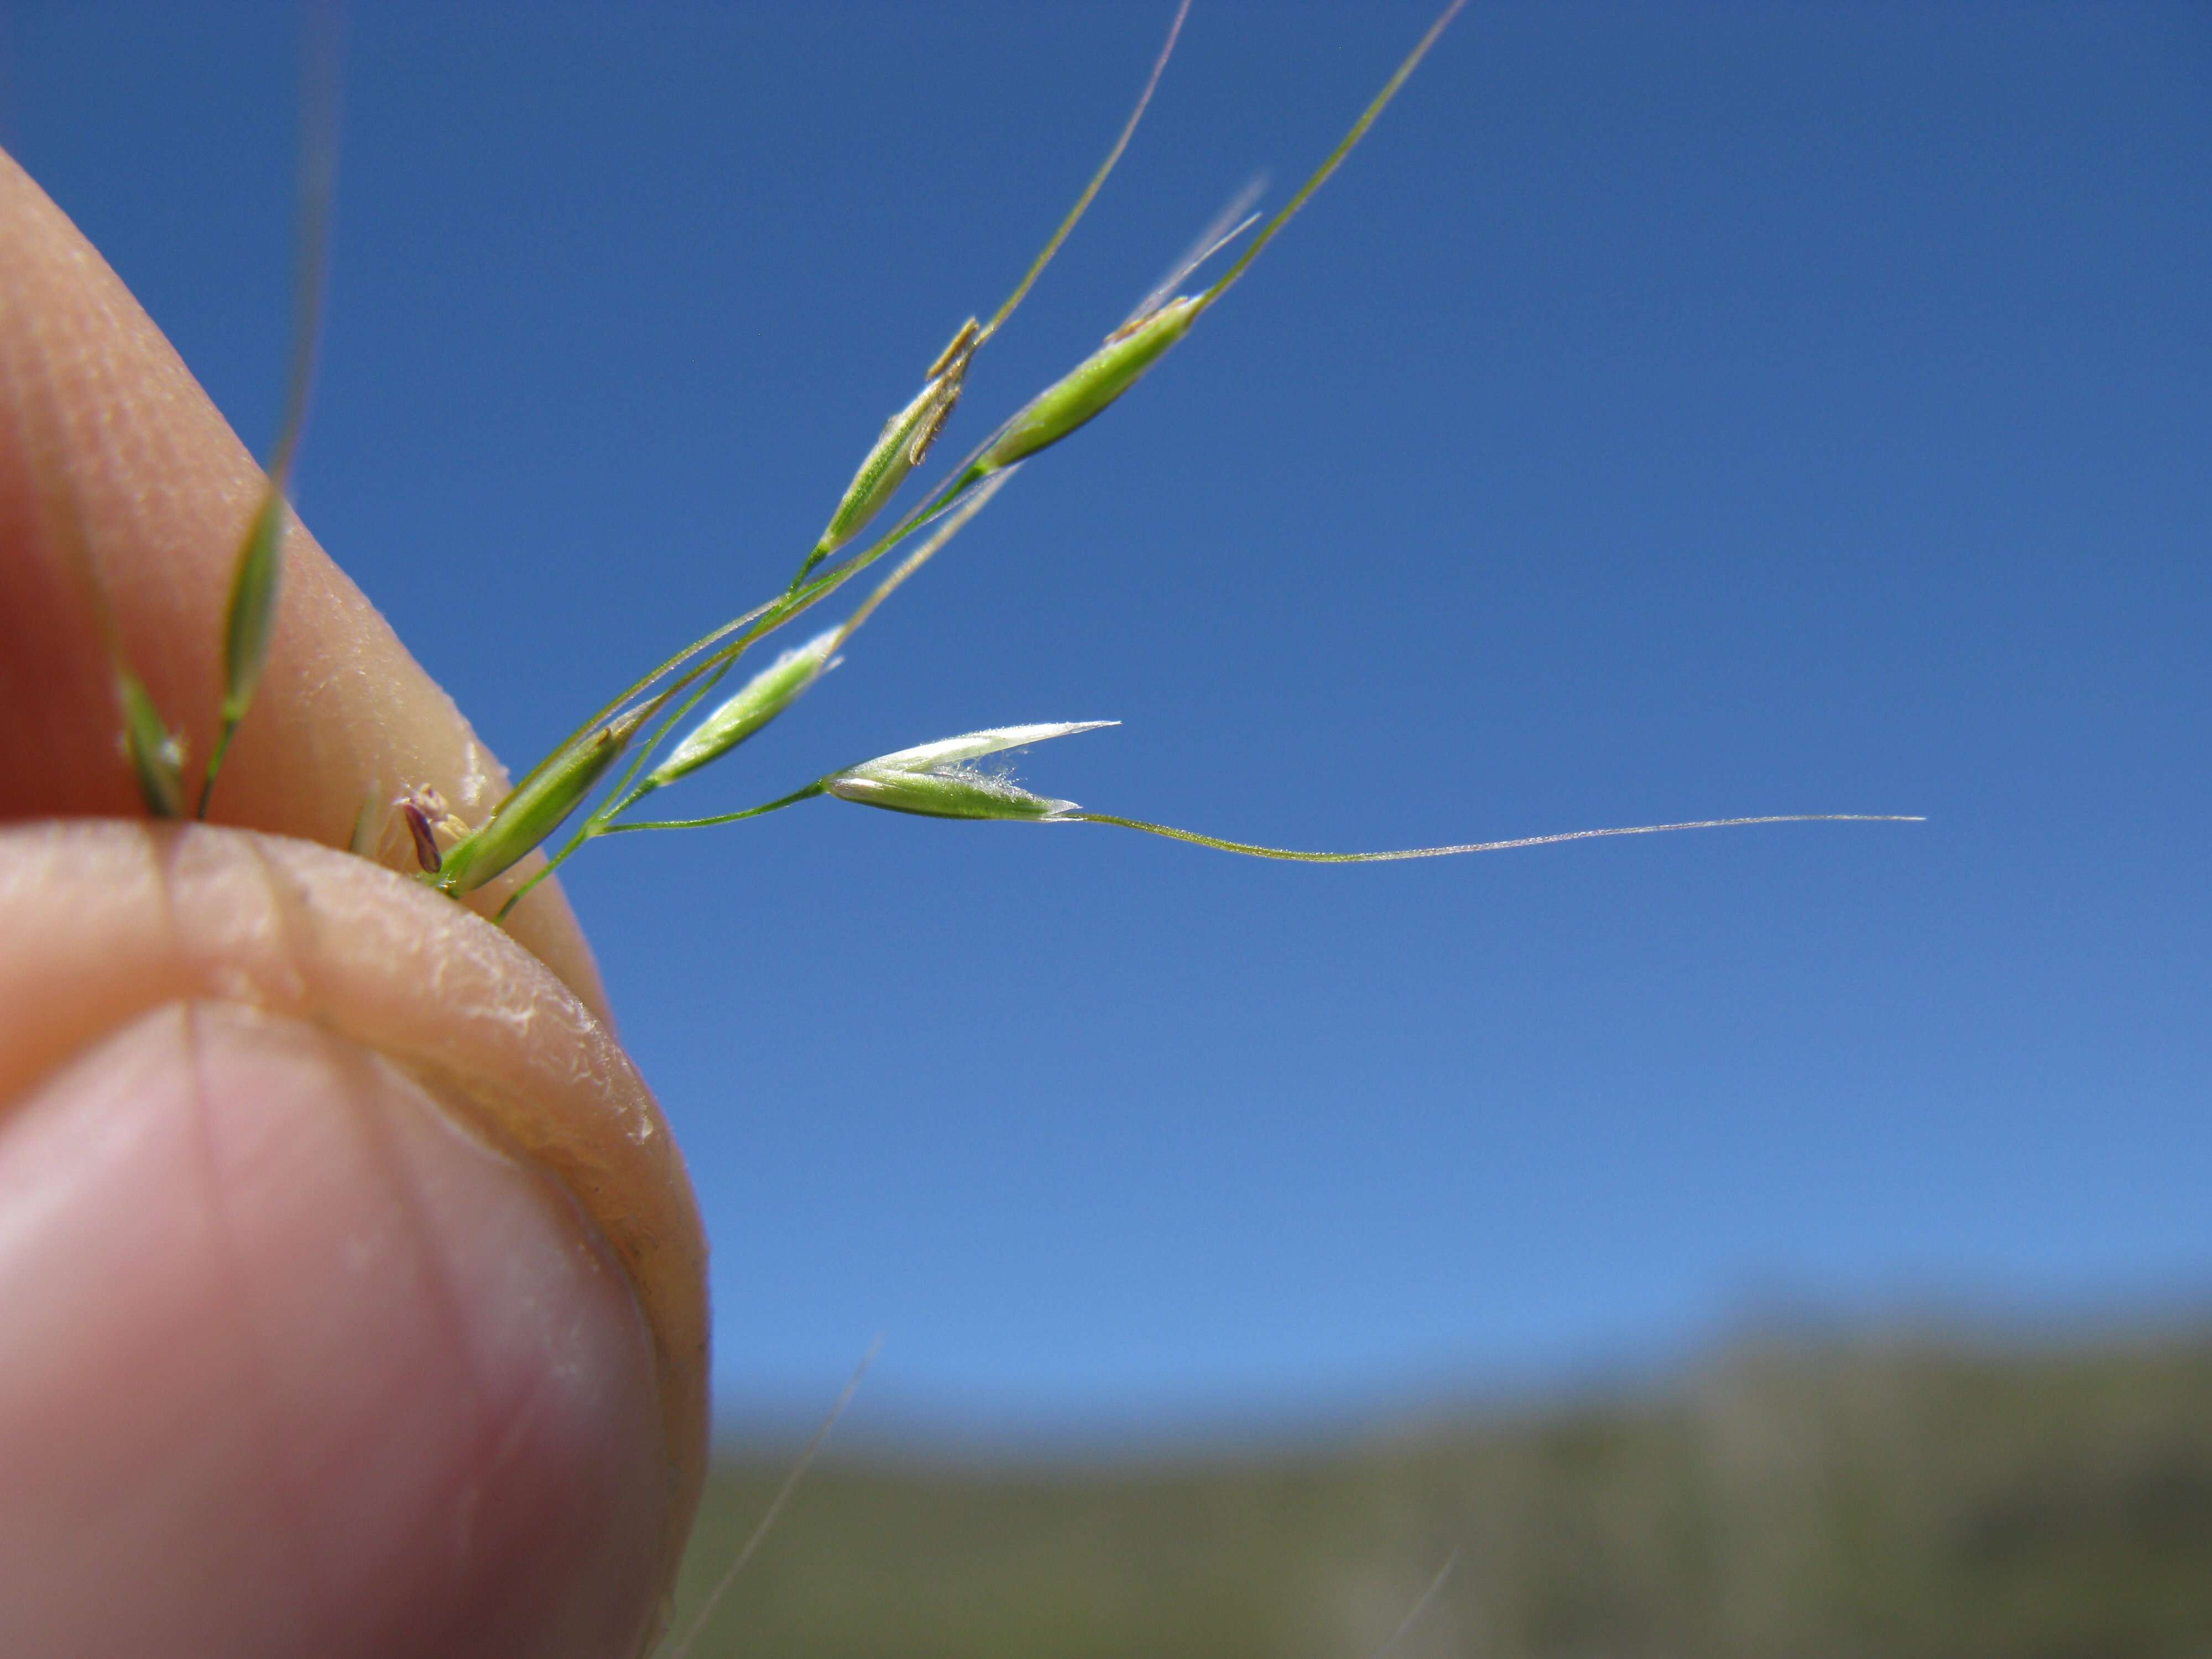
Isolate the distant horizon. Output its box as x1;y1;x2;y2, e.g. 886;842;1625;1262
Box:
708;1298;2212;1457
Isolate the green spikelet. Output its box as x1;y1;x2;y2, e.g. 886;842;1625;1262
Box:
439;703;653;894
811;320;978;568
650;628;842;789
117;671;187;820
974;299;1201;476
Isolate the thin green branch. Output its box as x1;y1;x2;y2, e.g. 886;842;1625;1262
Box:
491;772;823;927
1198;0;1469;313
597;783;826;836
591;655;739;826
1076;812;1924;863
196;721;242;817
488;846;571;926
825;468;1013;654
978;0;1191;344
548;595;783;771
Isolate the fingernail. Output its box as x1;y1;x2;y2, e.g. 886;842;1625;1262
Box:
0;1000;671;1659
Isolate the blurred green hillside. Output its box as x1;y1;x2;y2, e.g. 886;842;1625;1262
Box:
667;1331;2212;1658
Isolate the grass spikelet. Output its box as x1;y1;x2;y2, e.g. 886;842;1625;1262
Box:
196;3;342;819
809;319;979;567
972;296;1202;474
116;670;186;820
96;0;1919;947
486;0;1481;874
649;628;843;789
822;722;1117;822
468;0;1926;917
204;489;289;794
437;702;654;895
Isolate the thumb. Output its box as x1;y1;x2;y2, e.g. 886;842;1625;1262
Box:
0;822;707;1659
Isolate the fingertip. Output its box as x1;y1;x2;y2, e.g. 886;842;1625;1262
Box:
0;1001;669;1658
0;821;709;1655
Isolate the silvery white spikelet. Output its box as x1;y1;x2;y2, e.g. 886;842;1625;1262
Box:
823;722;1117;821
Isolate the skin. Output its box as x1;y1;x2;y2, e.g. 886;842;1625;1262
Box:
0;145;707;1657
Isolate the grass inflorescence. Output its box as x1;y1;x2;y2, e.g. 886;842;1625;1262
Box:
106;0;1916;921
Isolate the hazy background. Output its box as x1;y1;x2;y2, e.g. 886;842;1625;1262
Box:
5;0;2206;1461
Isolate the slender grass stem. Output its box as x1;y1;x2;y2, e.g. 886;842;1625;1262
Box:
977;0;1191;345
597;784;826;836
1367;1550;1462;1659
551;596;783;766
664;1339;882;1659
1198;0;1469;314
825;469;1013;653
196;722;242;816
488;843;574;925
1076;812;1924;863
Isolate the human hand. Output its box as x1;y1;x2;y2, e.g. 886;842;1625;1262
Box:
0;149;706;1657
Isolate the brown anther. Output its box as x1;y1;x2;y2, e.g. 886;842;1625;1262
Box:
393;784;469;874
398;800;442;873
909;382;962;466
924;317;980;381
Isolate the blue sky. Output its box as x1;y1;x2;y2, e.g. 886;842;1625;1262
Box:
7;2;2208;1444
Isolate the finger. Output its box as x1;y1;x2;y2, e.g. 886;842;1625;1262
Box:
0;146;602;1011
0;821;708;1658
